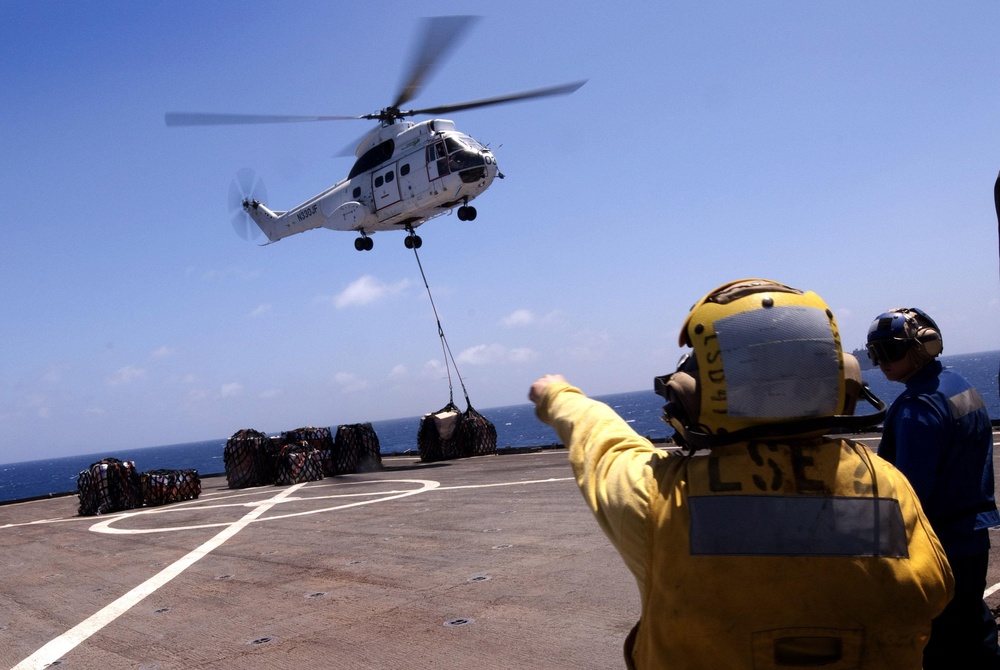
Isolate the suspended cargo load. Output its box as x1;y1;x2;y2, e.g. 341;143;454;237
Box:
333;423;384;474
418;403;496;462
77;458;142;516
463;405;497;457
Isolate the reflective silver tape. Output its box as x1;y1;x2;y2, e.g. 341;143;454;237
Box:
715;306;840;419
948;387;986;421
688;495;908;557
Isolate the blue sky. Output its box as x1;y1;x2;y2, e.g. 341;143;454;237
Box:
2;1;998;462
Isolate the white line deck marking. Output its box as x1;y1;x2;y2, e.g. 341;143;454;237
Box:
13;483;306;670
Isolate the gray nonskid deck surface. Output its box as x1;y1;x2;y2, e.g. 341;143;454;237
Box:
2;452;638;669
4;441;1000;669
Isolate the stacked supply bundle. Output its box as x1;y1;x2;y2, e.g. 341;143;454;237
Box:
77;458;142;516
140;469;201;506
281;426;335;475
274;441;324;485
333;423;383;474
223;429;278;488
417;403;497;462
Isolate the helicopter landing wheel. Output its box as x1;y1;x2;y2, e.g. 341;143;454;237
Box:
355;236;373;251
457;206;477;221
405;234;422;249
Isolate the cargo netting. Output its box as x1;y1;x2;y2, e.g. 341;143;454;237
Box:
140;469;201;506
418;403;497;463
281;426;335;475
77;458;142;516
333;423;384;474
224;429;279;488
274;442;324;485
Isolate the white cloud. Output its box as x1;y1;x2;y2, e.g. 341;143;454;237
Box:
108;365;146;385
334;371;370;393
151;345;176;359
501;308;564;328
333;275;409;308
221;382;243;397
248;304;272;318
501;309;535;327
456;344;539;366
389;364;408;380
422;359;446;379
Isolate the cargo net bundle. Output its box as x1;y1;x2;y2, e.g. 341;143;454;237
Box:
333;423;384;474
77;458;142;516
140;469;201;507
274;441;325;485
281;426;335;475
224;429;280;489
418;403;497;463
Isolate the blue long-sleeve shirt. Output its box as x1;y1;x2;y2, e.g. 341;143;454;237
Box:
878;360;999;557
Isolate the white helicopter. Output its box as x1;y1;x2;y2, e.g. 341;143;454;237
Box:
165;16;585;251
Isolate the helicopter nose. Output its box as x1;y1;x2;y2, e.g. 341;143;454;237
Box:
485;151;499;179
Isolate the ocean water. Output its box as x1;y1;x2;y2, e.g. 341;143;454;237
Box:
2;350;998;505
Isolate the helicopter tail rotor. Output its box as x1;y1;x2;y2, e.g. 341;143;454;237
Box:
228;168;268;241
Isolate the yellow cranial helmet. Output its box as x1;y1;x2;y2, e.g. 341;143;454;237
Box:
657;279;854;447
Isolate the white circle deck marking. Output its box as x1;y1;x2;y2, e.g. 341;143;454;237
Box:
13;483;307;670
89;478;440;534
13;474;571;668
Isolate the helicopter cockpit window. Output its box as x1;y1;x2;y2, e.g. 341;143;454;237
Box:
349;139;395;179
445;137;464;155
428;141;450;176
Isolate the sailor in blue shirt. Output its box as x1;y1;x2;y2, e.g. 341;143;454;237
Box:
868;307;1000;669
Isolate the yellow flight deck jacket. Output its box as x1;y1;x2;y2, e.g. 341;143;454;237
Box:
535;382;954;670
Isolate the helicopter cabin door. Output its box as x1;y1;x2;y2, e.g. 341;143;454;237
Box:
426;140;450;181
372;162;402;214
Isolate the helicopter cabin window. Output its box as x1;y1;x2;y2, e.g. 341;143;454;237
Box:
348;139;395;179
385;171;394;183
353;186;361;199
400;164;410;176
374;175;384;188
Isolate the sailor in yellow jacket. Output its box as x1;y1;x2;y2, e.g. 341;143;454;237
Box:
529;279;953;669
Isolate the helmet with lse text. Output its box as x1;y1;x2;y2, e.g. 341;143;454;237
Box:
865;308;943;367
654;279;877;449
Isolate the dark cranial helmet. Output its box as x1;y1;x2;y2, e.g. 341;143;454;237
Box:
865;308;943;366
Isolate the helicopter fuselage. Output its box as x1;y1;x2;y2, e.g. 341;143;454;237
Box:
244;118;498;249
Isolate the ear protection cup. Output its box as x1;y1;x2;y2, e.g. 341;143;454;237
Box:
664;368;699;427
842;353;862;416
916;327;943;357
905;308;943;358
655;354;701;439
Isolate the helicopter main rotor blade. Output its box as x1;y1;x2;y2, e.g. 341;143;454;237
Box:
404;80;587;117
392;15;480;110
165;112;361;126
